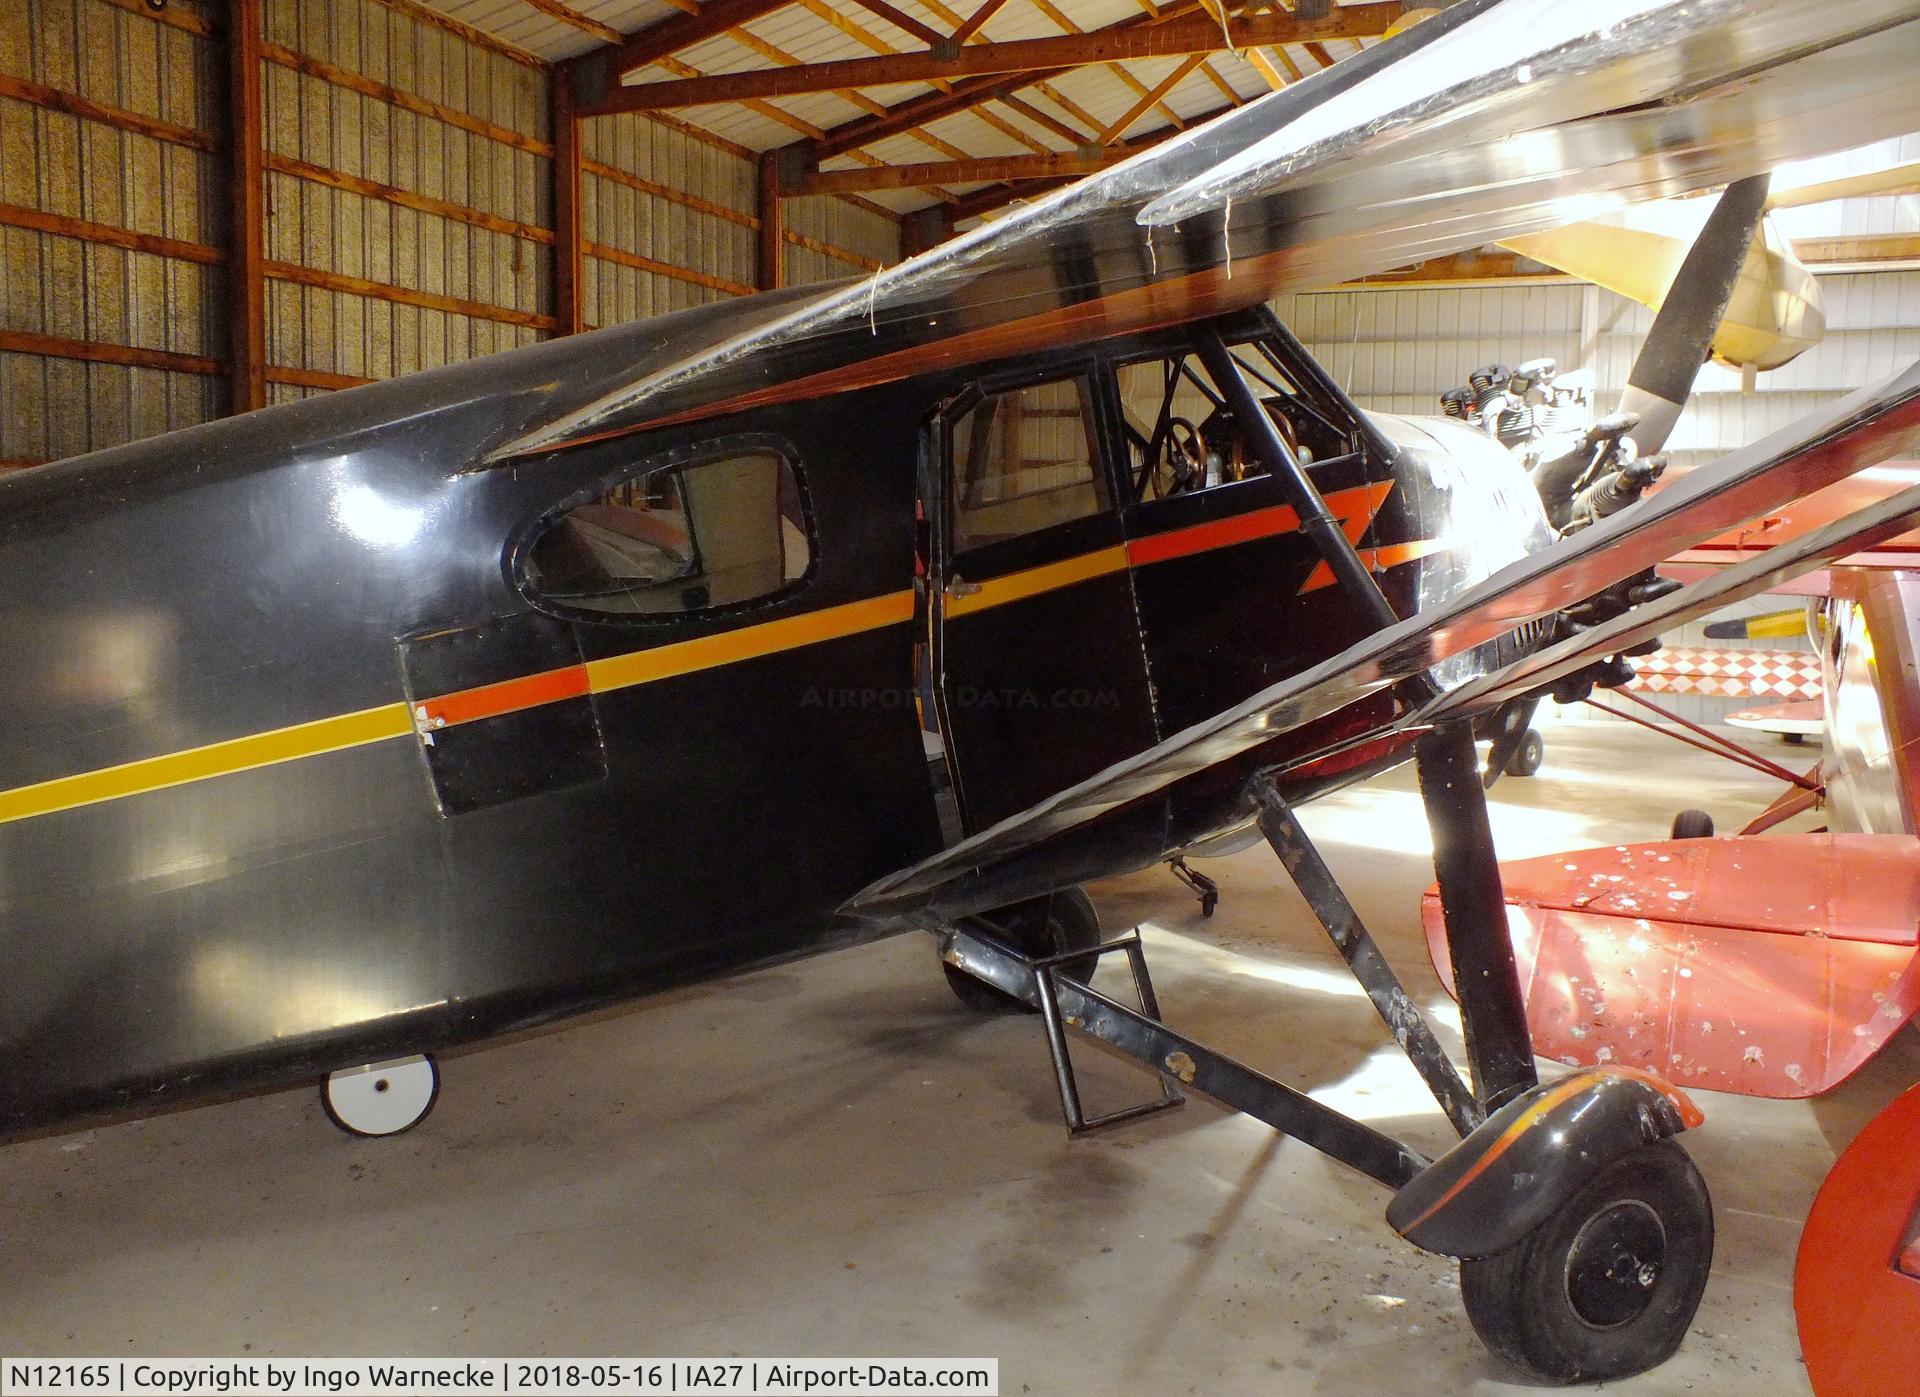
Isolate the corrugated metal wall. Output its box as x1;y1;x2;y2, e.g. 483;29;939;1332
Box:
0;0;225;461
1273;271;1920;724
0;0;902;461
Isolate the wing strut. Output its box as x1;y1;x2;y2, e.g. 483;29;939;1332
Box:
1199;316;1535;1110
1196;323;1406;635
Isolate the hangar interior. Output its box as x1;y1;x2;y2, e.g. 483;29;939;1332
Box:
3;1;1920;1394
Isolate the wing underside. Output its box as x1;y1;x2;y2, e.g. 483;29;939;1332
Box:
844;361;1920;925
496;0;1920;459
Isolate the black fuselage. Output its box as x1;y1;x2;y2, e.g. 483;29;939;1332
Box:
0;300;1545;1136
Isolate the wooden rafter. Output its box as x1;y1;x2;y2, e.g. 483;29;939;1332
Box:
1105;0;1236;126
1026;0;1189;132
951;0;1017;44
802;148;1137;193
950;174;1076;221
587;4;1401;113
1097;53;1206;143
570;0;1006;192
1132;0;1244;111
519;0;623;44
1245;46;1289;91
798;0;1240;162
588;0;801;82
843;0;948;46
998;92;1088;145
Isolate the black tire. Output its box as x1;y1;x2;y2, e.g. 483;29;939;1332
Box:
1504;728;1545;778
942;887;1102;1014
1460;1139;1714;1384
1671;808;1715;840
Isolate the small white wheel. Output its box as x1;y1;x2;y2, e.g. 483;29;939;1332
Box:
321;1054;439;1137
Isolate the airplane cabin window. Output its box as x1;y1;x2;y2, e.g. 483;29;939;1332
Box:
1114;342;1348;502
950;376;1108;550
524;449;810;616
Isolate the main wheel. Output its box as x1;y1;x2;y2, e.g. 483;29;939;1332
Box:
943;888;1102;1014
321;1054;439;1137
1504;728;1545;777
1671;808;1715;839
1460;1139;1714;1384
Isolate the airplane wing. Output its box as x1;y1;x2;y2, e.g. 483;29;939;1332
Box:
843;359;1920;925
491;0;1920;460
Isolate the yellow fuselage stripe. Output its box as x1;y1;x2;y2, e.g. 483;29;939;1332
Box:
0;591;917;828
586;590;914;693
0;702;416;828
943;545;1131;618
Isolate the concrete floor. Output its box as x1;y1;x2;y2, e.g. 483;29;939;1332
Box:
3;718;1913;1393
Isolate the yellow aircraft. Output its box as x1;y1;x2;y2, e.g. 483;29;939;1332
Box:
1502;163;1920;374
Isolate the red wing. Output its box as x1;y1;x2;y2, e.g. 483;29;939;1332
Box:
1424;834;1920;1099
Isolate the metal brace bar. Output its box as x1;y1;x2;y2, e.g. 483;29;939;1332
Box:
1194;319;1440;711
1250;776;1484;1138
943;927;1428;1188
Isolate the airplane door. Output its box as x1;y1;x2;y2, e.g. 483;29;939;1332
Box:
1109;331;1390;734
933;368;1160;833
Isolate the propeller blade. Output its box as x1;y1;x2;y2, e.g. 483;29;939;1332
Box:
1619;174;1772;455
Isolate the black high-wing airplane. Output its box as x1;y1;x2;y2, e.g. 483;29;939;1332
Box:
7;0;1920;1383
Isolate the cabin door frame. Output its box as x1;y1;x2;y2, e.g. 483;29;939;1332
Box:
927;360;1161;836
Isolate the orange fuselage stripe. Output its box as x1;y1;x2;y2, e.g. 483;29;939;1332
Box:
417;665;593;729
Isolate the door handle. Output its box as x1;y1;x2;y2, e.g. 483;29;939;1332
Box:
946;578;982;598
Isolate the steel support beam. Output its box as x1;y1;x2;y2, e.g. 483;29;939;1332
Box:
552;65;585;335
757;150;785;290
1251;778;1483;1137
226;0;266;414
945;927;1427;1187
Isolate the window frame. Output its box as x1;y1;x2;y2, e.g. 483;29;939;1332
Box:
938;360;1120;559
508;430;817;627
1101;326;1369;511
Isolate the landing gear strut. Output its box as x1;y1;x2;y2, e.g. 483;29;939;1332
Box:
935;321;1713;1384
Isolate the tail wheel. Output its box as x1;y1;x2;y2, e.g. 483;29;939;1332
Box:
321;1054;440;1137
943;888;1102;1014
1461;1139;1714;1384
1504;728;1545;778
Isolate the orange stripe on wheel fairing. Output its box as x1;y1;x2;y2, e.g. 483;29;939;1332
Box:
1395;1068;1705;1239
1394;1074;1594;1238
